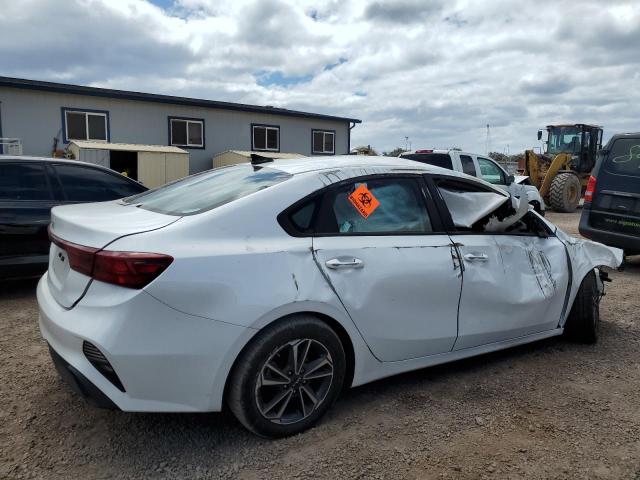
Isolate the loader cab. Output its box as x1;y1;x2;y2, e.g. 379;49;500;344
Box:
540;124;603;173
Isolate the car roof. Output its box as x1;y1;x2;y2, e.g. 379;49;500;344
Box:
607;132;640;142
267;155;451;175
401;149;488;157
263;155;506;194
0;155;145;185
0;154;103;166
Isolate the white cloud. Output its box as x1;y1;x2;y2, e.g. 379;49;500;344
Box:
1;0;638;154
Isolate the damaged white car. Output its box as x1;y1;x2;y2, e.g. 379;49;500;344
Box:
37;156;622;438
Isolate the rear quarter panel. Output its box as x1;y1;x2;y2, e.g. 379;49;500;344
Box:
107;173;376;387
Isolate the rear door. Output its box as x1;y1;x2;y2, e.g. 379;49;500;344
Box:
588;137;640;238
308;174;462;361
477;157;508;187
0;162;57;277
430;175;569;349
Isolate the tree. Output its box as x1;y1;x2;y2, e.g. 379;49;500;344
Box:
488;151;509;163
352;145;379;156
384;147;405;157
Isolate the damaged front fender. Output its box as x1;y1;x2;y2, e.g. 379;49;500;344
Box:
552;226;623;326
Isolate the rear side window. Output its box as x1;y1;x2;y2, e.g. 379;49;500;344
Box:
0;163;51;201
124;164;291;216
604;139;640;177
316;177;432;234
54;164;145;202
401;153;453;170
460;155;477;176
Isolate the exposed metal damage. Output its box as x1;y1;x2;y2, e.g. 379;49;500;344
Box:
527;248;556;298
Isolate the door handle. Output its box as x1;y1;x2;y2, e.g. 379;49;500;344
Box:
325;257;365;269
463;253;488;262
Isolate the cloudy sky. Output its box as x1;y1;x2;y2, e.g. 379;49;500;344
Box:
1;0;639;154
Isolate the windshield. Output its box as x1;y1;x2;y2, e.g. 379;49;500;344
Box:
123;164;291;216
547;126;582;155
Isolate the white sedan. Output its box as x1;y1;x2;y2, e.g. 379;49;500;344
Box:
38;156;622;438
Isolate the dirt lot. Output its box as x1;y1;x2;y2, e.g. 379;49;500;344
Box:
1;211;639;480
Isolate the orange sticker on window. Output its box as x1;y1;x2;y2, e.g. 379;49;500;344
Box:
348;184;380;218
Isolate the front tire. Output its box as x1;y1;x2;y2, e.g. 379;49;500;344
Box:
564;270;600;343
549;172;581;213
227;315;346;438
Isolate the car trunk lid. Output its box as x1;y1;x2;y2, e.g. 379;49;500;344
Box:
47;201;179;308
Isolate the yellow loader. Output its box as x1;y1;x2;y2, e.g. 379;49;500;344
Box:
524;124;603;212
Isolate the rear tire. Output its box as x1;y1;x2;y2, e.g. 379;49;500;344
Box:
549;173;581;213
563;270;600;343
227;315;346;438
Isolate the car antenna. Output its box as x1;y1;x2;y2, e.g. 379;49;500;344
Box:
251;153;274;165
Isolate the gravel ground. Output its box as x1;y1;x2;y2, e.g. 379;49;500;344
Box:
1;211;639;480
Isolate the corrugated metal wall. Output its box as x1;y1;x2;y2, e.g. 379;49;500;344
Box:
78;148;110;167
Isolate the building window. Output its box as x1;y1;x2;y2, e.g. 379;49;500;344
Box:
169;117;204;148
63;108;108;142
312;130;335;154
252;124;279;152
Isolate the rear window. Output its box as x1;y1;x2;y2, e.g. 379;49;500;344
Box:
123;164;291;216
604;138;640;177
400;153;453;170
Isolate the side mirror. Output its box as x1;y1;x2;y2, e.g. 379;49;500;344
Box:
537;130;543;141
506;174;515;186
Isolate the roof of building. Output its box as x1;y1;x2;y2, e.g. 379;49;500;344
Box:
0;76;362;124
213;150;306;159
69;140;187;154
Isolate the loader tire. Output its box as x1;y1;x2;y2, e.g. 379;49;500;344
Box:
549;173;581;213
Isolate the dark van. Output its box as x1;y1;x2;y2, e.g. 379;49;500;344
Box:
579;133;640;255
0;156;147;280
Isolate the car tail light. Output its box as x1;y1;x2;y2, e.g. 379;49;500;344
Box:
49;228;98;276
93;251;173;289
584;175;597;203
415;149;433;153
48;228;173;289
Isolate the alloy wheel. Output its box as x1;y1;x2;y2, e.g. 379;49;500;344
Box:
255;339;334;425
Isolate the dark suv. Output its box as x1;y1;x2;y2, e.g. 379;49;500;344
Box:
579;133;640;256
0;156;147;280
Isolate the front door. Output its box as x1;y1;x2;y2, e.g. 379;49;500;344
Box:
311;175;462;362
451;233;569;350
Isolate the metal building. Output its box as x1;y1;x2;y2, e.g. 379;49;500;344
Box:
0;77;361;175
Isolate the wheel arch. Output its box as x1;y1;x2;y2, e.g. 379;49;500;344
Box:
221;310;358;408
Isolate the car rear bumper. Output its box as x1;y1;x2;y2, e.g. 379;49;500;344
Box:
48;344;119;409
37;273;254;412
579;210;640;254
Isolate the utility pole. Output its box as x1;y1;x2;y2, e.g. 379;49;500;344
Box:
404;136;409;152
485;124;491;155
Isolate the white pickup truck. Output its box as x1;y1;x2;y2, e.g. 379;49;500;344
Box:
399;149;545;214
